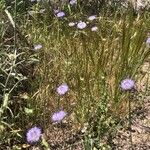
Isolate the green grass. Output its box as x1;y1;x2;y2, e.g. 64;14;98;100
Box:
0;0;150;149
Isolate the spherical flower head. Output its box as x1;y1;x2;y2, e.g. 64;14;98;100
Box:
26;126;42;144
146;37;150;44
56;11;65;18
34;44;42;51
70;0;77;5
56;83;69;95
68;22;75;27
51;110;67;122
91;26;98;32
77;21;87;29
88;15;97;21
120;79;135;90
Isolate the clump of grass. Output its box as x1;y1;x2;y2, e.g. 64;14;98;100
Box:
24;3;149;147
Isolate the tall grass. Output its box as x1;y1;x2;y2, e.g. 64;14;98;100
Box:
0;0;150;149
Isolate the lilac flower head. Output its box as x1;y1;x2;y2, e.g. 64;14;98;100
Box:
70;0;77;5
68;22;75;27
56;83;69;95
77;21;87;29
56;11;65;18
91;26;98;32
120;79;135;90
34;44;42;51
26;126;42;144
88;15;97;21
51;110;67;122
146;37;150;44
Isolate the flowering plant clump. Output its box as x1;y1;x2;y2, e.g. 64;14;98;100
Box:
77;21;87;29
56;83;69;95
26;126;42;144
51;110;67;122
120;79;135;90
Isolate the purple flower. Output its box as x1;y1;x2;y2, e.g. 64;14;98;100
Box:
146;37;150;44
51;110;67;122
68;22;75;27
120;79;135;90
77;21;87;29
34;44;42;51
91;26;98;31
56;83;69;95
88;15;97;21
70;0;77;5
56;11;65;18
26;126;42;144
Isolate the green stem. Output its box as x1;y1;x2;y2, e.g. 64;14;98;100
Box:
128;97;133;150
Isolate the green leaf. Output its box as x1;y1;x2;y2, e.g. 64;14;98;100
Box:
24;107;33;114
